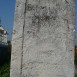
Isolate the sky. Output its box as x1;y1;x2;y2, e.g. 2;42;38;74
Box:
0;0;16;40
0;0;77;44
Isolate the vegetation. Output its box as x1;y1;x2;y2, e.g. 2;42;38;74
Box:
0;40;11;77
75;46;77;65
75;74;77;77
75;55;77;65
0;62;10;77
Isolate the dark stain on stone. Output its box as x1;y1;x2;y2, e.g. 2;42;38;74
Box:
32;15;41;33
26;4;34;11
65;0;69;3
40;6;46;9
27;31;32;34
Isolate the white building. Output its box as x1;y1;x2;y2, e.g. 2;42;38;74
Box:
0;25;8;45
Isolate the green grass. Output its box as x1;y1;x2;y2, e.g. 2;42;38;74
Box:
0;62;10;77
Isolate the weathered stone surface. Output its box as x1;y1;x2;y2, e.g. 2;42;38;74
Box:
10;0;76;77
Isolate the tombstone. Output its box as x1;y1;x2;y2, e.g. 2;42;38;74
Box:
10;0;76;77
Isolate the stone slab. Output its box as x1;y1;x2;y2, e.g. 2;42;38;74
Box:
10;0;76;77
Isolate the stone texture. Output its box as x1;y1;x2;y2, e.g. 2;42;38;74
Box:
10;0;76;77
